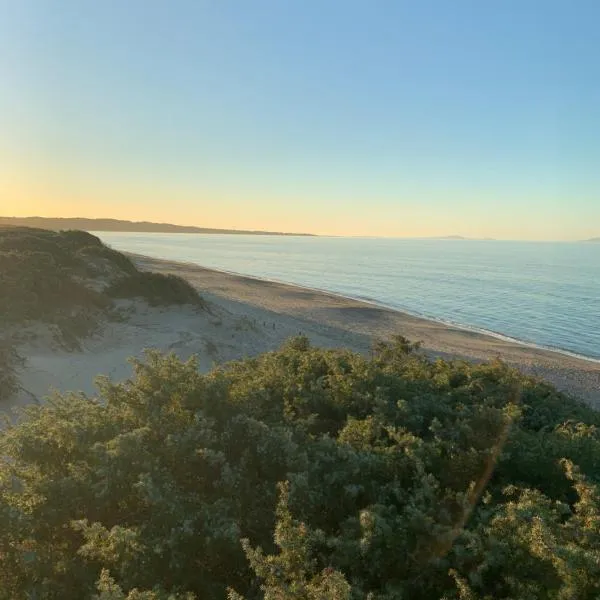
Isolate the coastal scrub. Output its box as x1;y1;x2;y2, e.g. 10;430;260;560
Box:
1;336;599;598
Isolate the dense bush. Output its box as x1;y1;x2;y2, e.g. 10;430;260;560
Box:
1;337;599;599
107;271;207;308
0;335;21;403
76;243;138;276
0;227;104;269
0;228;113;331
0;227;205;339
0;250;110;323
58;229;105;249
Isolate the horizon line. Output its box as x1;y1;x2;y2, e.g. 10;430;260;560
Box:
1;215;597;243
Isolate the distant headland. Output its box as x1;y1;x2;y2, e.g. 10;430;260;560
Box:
430;235;496;241
583;237;600;243
0;216;315;236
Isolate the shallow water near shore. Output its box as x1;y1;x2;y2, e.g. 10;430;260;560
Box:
95;233;600;361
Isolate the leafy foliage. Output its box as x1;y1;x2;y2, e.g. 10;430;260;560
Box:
0;228;110;327
1;336;599;598
106;272;207;308
229;482;352;600
0;227;204;328
0;335;21;402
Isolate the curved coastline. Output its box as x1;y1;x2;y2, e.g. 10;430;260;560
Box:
125;251;600;366
126;252;600;407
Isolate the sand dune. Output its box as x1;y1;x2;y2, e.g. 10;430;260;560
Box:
8;253;600;412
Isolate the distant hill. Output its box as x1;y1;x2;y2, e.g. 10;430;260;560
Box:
0;217;315;236
429;235;496;241
583;237;600;242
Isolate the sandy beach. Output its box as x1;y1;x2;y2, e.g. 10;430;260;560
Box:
9;253;600;411
133;255;599;406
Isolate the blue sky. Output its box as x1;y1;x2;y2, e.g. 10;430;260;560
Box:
1;0;599;239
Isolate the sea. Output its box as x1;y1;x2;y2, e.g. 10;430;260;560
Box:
94;233;600;361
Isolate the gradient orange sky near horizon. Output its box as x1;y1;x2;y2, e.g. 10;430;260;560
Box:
2;2;599;241
2;158;596;240
3;194;595;241
1;148;597;240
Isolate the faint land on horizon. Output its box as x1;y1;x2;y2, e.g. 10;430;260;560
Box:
433;235;496;241
0;217;316;236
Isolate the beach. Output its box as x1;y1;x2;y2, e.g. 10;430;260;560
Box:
9;253;600;410
136;255;600;407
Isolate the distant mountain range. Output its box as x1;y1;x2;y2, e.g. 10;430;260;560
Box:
0;217;315;236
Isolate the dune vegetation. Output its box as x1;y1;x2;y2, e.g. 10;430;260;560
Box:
106;271;205;308
1;335;600;599
1;227;599;598
0;227;205;401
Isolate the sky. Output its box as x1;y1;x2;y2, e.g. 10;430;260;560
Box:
1;1;599;240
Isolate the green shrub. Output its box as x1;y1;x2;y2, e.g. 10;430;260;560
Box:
58;229;104;249
106;272;206;308
1;338;599;599
0;336;21;403
0;229;81;270
0;227;206;349
0;250;109;324
76;244;138;276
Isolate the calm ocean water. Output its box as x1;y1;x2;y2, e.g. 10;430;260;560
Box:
95;233;600;361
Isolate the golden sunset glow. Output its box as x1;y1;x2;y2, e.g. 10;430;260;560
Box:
1;0;598;242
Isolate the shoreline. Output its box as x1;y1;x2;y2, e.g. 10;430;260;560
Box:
132;253;600;407
150;258;600;366
125;251;600;365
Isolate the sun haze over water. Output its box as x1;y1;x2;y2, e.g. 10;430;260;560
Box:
1;1;599;240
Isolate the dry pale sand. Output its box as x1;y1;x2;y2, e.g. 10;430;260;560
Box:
7;253;599;412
